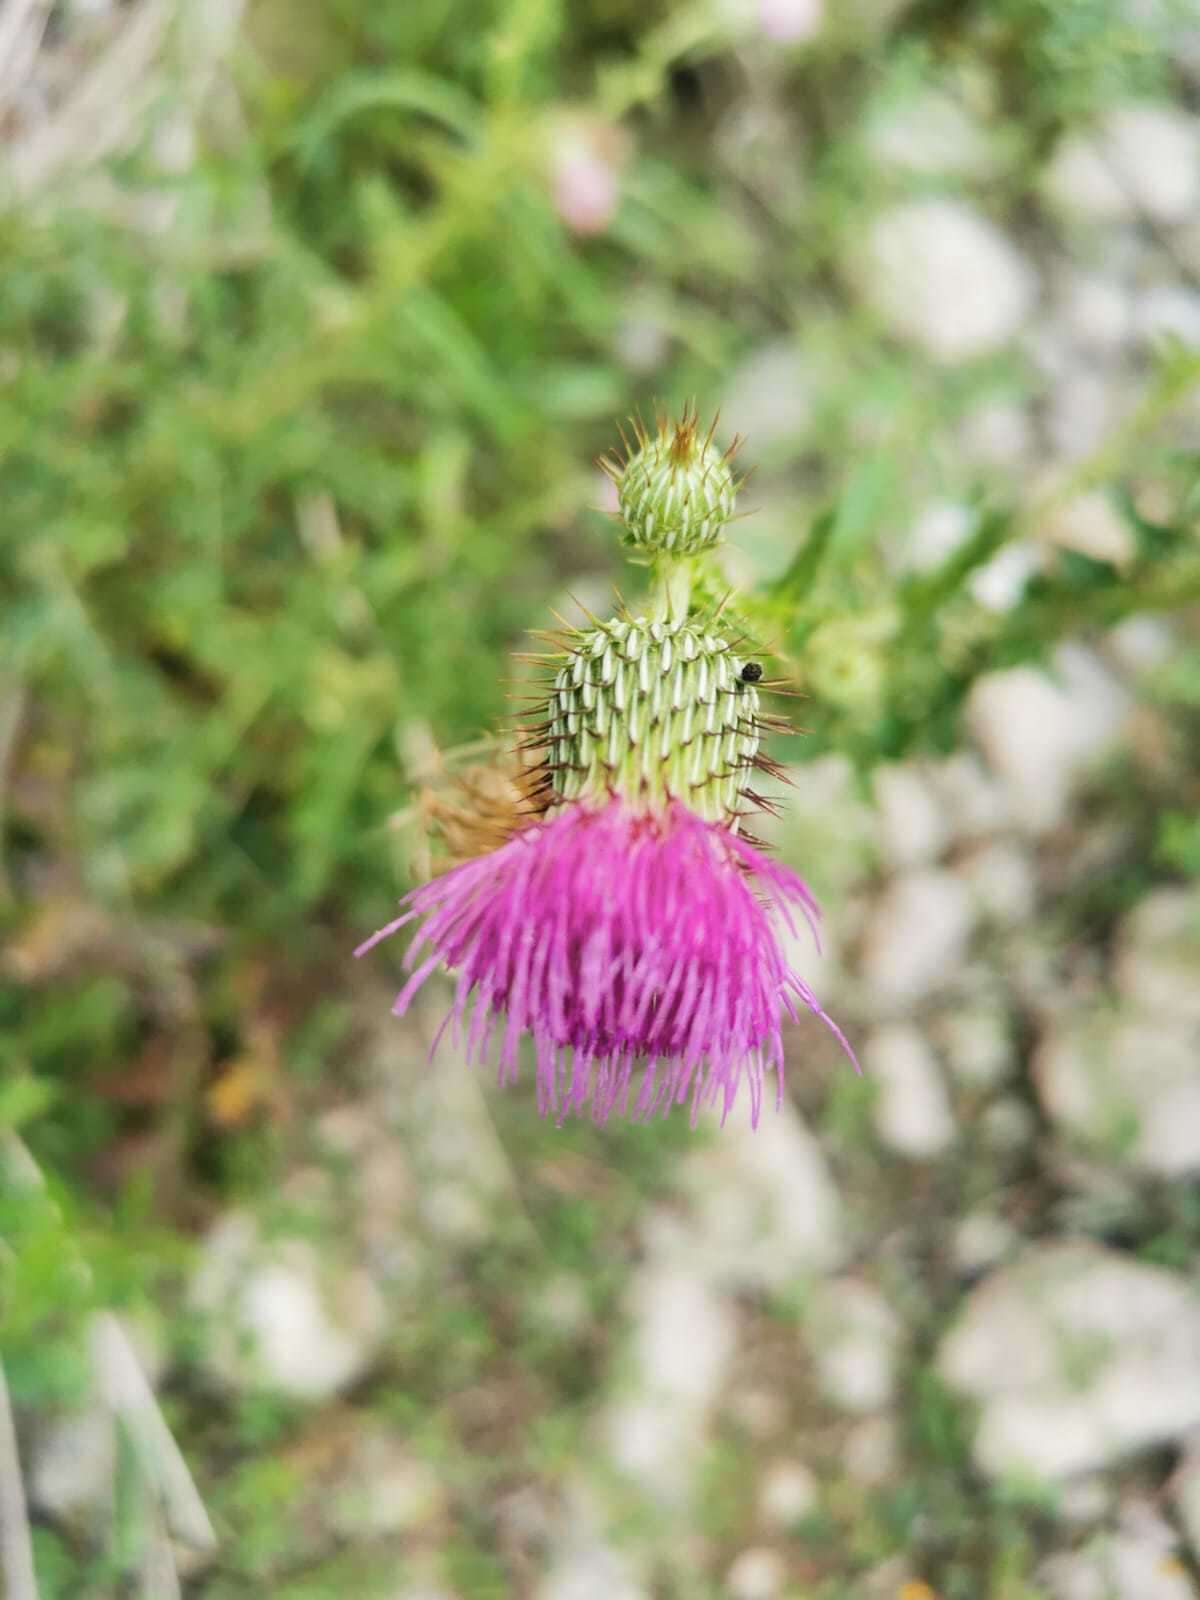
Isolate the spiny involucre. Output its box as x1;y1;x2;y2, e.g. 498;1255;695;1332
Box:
358;410;855;1125
547;613;786;822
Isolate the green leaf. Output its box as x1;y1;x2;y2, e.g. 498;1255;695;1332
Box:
289;70;482;168
0;1073;59;1132
900;506;1013;620
767;507;836;603
826;453;896;571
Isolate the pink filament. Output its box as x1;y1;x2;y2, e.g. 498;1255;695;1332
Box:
357;798;856;1125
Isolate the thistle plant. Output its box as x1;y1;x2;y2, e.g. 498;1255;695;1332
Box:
358;410;855;1125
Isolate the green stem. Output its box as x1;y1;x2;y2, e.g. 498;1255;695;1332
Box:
651;557;693;623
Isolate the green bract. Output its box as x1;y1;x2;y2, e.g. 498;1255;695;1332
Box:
548;617;765;822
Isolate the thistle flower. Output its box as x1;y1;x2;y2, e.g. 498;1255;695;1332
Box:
357;798;849;1125
358;411;855;1124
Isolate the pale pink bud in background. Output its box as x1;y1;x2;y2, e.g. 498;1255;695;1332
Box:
551;124;624;236
759;0;824;44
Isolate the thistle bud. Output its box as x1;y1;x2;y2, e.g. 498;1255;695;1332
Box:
603;407;740;559
547;615;772;822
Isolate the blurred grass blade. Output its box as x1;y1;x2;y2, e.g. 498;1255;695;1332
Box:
89;1314;218;1556
0;1074;58;1134
768;507;837;603
290;69;482;167
9;0;171;195
0;1359;39;1600
138;1486;183;1600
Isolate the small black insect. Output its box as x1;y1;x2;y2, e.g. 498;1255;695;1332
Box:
739;661;763;683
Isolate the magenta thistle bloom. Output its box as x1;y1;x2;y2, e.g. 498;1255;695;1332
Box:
359;412;856;1125
357;796;854;1126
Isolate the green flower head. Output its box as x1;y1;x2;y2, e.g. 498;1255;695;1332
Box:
602;405;742;560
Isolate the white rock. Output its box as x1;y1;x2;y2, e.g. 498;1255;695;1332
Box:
866;89;998;178
315;1105;418;1278
720;341;812;459
1134;283;1200;348
859;870;975;1008
929;752;1010;839
1107;616;1174;675
605;1262;734;1501
1120;1498;1180;1555
938;1243;1200;1481
29;1409;114;1527
407;1054;521;1244
843;1414;900;1485
190;1212;385;1401
1176;216;1200;276
758;1460;818;1524
496;1484;555;1547
1056;1476;1112;1526
979;1096;1036;1152
726;1547;788;1600
967;540;1039;611
628;1264;734;1408
329;1431;444;1539
1043;104;1200;225
959;399;1035;468
1025;323;1074;386
958;840;1037;927
873;763;949;868
1040;1535;1197;1600
1114;887;1200;1024
933;1000;1015;1089
952;1211;1019;1275
1046;371;1126;463
859;200;1037;363
864;1023;956;1159
967;646;1131;832
807;1280;902;1413
899;500;973;574
613;307;670;373
1044;491;1135;567
1033;1012;1200;1177
684;1102;846;1291
538;1542;647;1600
1057;270;1132;351
940;998;1017;1088
1174;1444;1200;1565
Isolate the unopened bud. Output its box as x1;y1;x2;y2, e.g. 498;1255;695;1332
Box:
602;407;740;559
